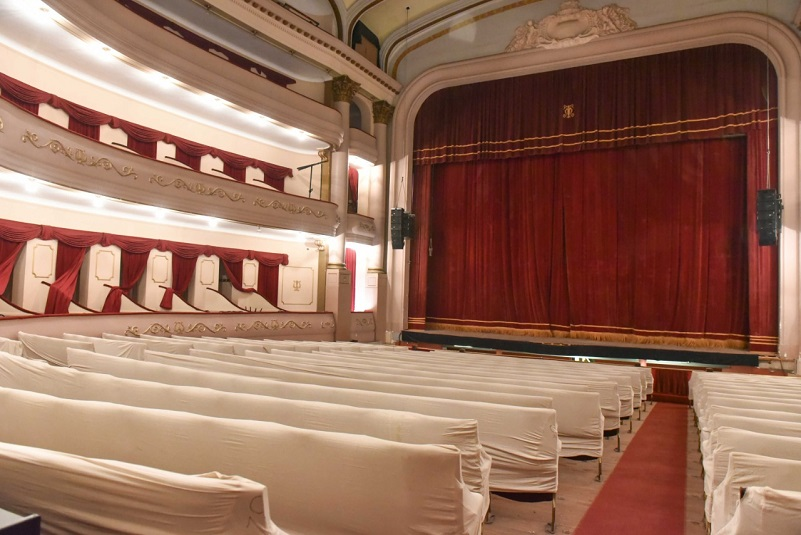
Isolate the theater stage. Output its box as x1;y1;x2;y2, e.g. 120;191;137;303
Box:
400;329;760;367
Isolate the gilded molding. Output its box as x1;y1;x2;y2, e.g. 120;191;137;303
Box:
21;131;137;179
372;101;395;124
253;198;327;218
358;221;376;233
332;75;360;103
0;116;4;133
125;321;227;336
149;175;246;202
355;317;374;327
321;320;336;329
235;319;312;332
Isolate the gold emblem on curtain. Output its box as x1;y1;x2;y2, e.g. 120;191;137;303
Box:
563;104;575;119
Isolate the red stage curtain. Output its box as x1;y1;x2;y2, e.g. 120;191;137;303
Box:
256;162;291;191
102;250;150;313
0;240;24;295
44;243;87;314
52;97;112;141
414;45;771;164
408;165;433;329
345;248;356;311
411;43;778;351
424;138;753;347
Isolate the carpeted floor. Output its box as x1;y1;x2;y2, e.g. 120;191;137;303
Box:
573;402;688;534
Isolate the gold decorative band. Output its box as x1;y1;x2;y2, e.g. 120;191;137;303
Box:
253;198;327;218
22;130;137;178
125;321;227;336
149;174;245;202
235;319;312;332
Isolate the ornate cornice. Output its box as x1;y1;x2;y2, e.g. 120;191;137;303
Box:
372;101;395;124
22;130;137;179
332;75;361;103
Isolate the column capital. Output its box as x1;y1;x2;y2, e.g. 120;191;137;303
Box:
332;75;361;103
372;101;395;124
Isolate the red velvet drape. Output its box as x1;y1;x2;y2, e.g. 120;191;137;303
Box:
408;165;432;329
101;250;150;313
411;44;778;351
423;139;751;347
347;167;359;213
160;253;199;310
0;240;24;295
44;243;88;314
345;248;356;311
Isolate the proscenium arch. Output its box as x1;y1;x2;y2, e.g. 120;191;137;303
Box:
387;12;801;360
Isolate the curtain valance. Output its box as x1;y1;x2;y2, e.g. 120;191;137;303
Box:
0;73;292;187
413;44;776;164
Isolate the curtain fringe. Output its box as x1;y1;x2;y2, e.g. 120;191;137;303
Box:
426;322;748;350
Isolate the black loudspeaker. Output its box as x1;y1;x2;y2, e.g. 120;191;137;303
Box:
391;207;405;249
402;212;416;238
757;189;783;246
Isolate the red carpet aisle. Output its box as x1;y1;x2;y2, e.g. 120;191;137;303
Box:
574;403;688;535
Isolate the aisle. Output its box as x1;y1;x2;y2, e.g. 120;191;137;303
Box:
573;402;688;535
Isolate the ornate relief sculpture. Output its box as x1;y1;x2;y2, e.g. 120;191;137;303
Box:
506;1;637;52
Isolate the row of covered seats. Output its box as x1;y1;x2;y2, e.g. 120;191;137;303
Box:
689;370;801;534
1;334;486;534
5;330;654;533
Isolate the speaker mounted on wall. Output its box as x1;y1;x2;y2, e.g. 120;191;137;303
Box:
756;188;783;246
390;208;416;249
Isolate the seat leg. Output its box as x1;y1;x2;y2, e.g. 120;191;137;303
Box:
545;495;556;534
595;457;602;482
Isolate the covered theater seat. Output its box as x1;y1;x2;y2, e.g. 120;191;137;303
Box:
704;427;801;520
0;386;483;535
0;441;281;535
702;413;801;460
711;452;801;535
17;332;93;365
0;352;491;516
221;348;604;458
296;345;623;432
63;333;147;359
66;348;560;496
718;487;801;535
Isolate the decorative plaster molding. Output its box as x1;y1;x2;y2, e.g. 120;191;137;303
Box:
332;75;361;103
506;1;636;52
321;320;336;329
149;175;246;202
0;116;4;133
234;319;312;332
21;130;137;179
355;316;374;327
126;321;228;336
373;101;395;125
253;198;328;218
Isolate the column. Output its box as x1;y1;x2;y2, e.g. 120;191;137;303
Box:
326;75;360;340
365;100;393;341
